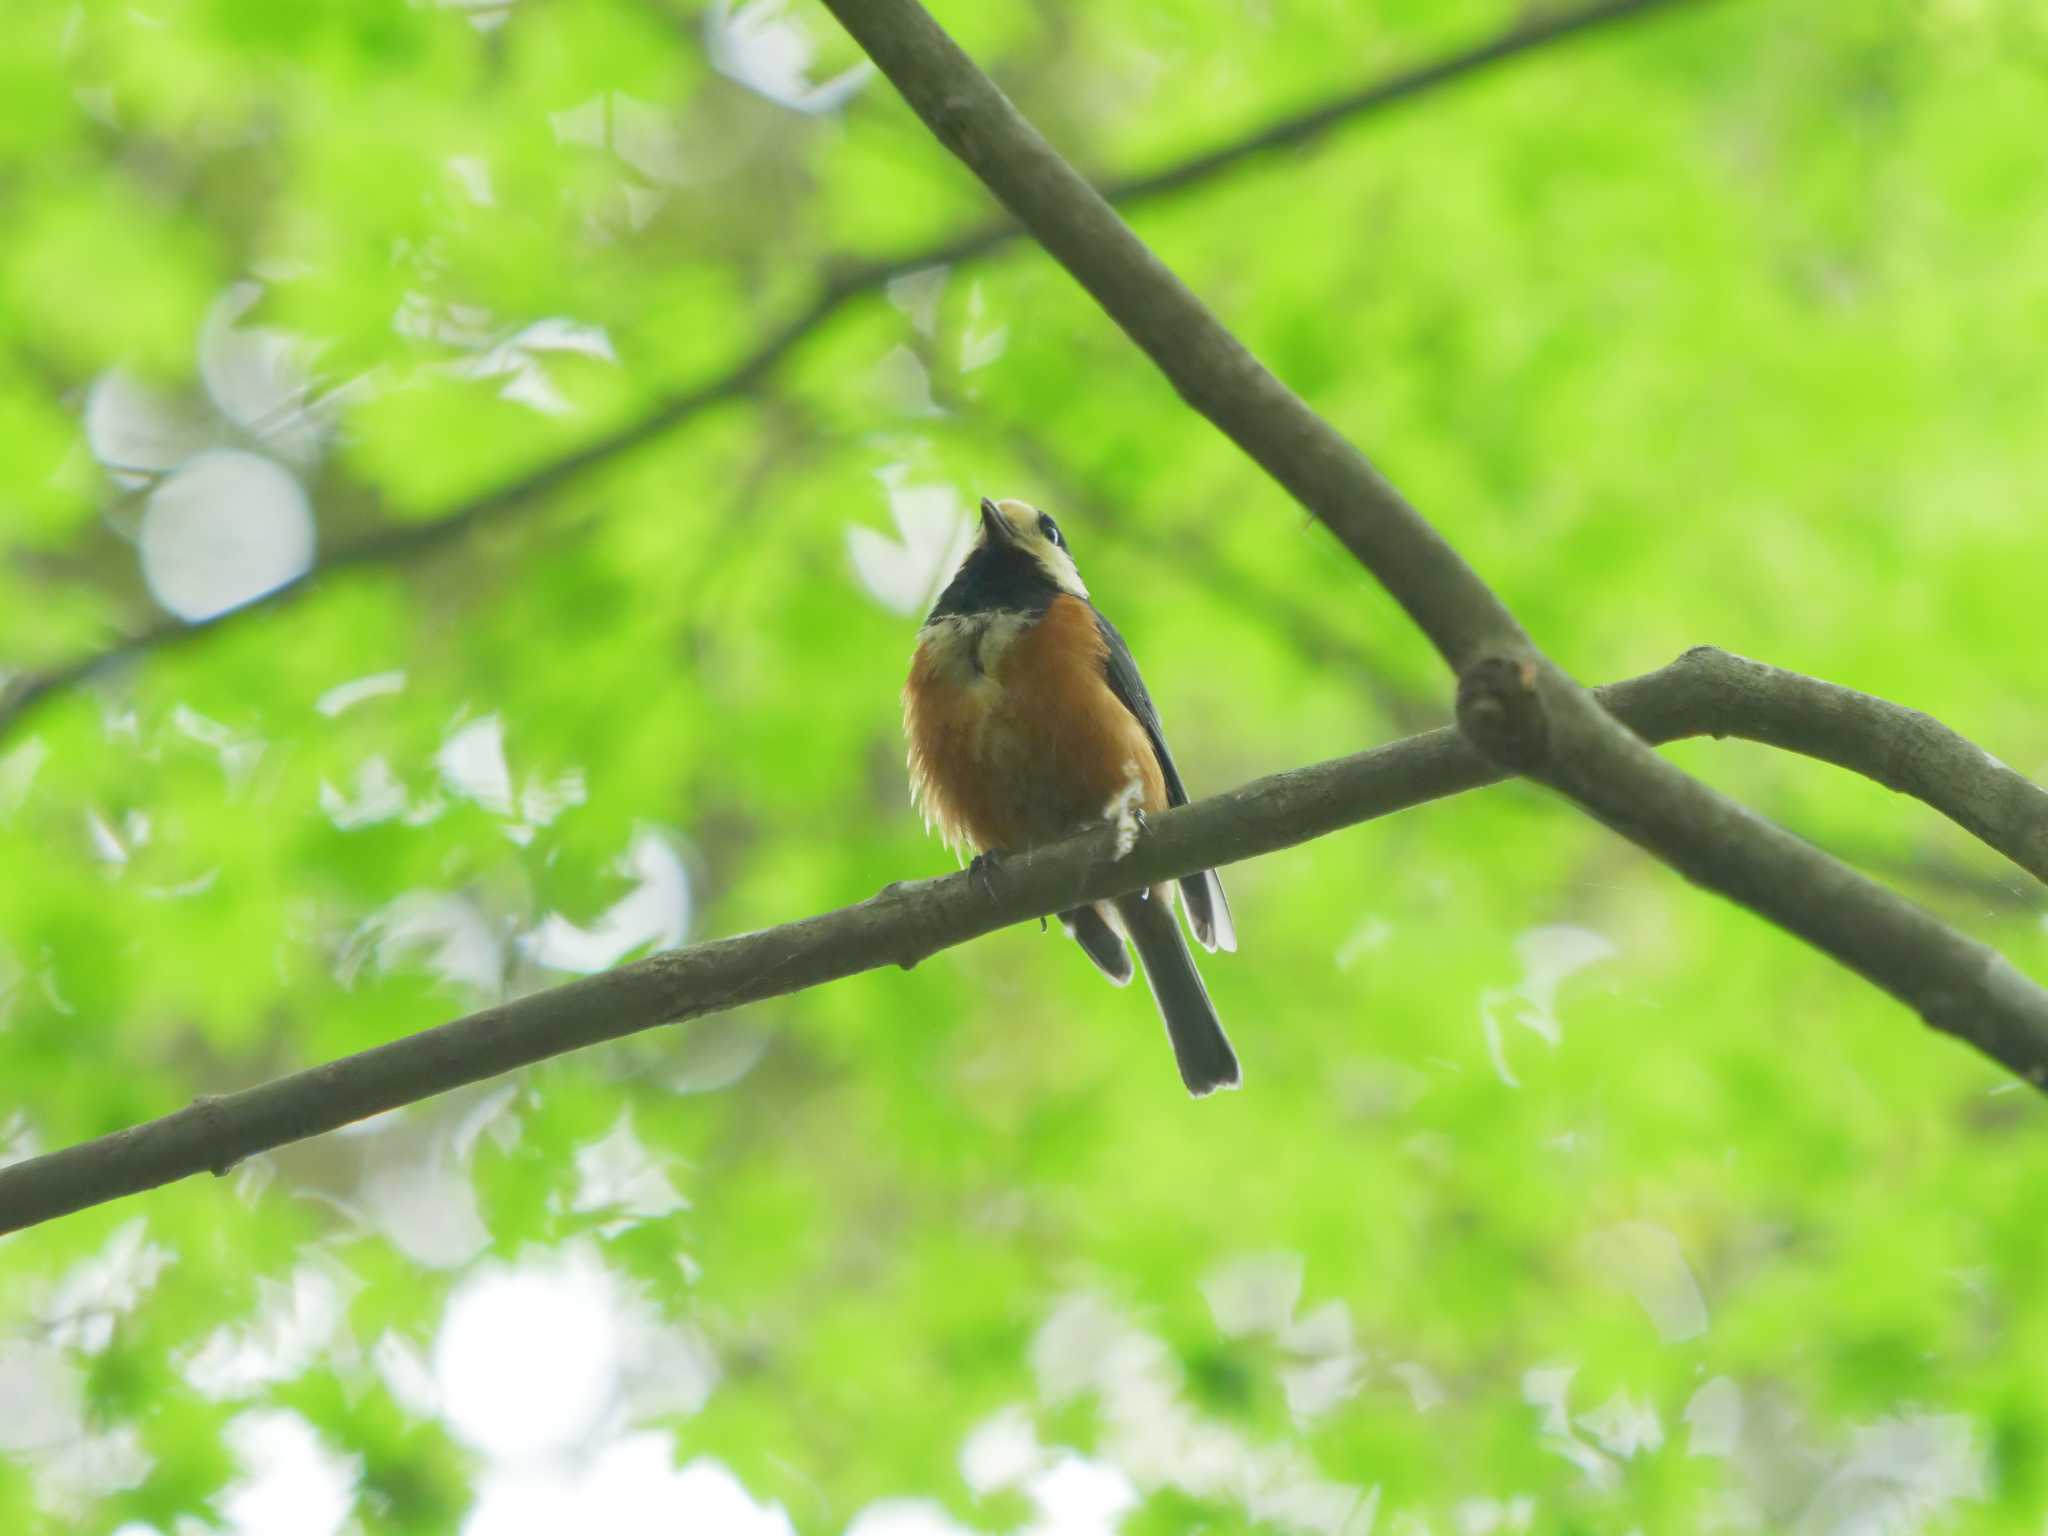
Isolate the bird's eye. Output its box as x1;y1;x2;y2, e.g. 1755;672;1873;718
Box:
1037;513;1065;550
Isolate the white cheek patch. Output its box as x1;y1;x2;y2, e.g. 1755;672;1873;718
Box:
1035;542;1087;600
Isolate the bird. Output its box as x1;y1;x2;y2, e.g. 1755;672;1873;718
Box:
902;496;1239;1096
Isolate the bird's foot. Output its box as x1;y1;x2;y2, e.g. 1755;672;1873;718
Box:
968;848;1009;905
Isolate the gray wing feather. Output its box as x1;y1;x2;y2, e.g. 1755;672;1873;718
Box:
1093;610;1237;953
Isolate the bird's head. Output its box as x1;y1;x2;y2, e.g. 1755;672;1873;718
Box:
951;495;1088;606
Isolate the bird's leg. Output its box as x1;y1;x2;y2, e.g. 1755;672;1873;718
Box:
968;848;1009;905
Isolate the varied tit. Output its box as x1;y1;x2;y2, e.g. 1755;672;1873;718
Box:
902;496;1240;1096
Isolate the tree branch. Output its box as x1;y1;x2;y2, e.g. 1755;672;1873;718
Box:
3;646;2046;1235
0;0;1698;747
824;0;1531;669
1612;649;2048;887
815;0;2048;1088
827;0;1709;287
903;358;1442;731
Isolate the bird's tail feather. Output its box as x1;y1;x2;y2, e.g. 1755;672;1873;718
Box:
1061;905;1134;985
1114;888;1240;1097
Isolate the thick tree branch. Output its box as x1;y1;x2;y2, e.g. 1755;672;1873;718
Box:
824;0;1530;668
963;394;1442;732
0;0;1696;747
1612;649;2048;887
815;0;2048;1087
3;647;2045;1235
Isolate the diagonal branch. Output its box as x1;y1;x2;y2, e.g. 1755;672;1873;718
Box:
2;646;2045;1235
903;358;1442;729
1614;649;2048;887
816;0;2048;1088
826;0;1531;668
0;0;1699;748
826;0;1708;288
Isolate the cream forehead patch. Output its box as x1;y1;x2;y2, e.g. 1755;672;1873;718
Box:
991;497;1041;535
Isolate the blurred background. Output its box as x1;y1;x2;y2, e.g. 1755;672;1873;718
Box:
4;0;2048;1530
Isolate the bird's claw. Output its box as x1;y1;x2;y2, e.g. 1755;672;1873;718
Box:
968;849;1009;905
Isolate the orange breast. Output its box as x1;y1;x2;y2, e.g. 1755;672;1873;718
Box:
904;594;1167;854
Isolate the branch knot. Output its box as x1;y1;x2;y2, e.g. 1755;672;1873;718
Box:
1456;655;1549;772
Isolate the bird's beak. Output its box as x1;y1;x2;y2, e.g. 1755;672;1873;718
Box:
979;497;1013;547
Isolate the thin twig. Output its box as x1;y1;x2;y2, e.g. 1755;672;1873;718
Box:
826;0;1708;289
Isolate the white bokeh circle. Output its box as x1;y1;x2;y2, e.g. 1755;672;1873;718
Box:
139;449;314;621
433;1258;620;1461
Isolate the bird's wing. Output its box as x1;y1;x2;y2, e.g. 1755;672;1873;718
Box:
1092;608;1237;953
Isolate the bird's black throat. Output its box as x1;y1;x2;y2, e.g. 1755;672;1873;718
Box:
925;540;1058;624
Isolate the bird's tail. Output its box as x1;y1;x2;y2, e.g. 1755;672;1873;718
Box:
1114;888;1240;1097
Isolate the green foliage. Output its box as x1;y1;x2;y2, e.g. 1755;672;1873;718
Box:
4;0;2048;1531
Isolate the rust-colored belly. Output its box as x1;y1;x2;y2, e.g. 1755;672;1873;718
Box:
904;595;1166;854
